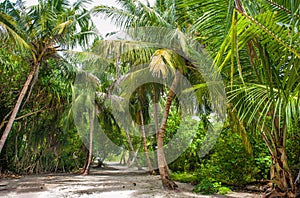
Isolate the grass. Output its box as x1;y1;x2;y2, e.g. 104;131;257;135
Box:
170;172;197;183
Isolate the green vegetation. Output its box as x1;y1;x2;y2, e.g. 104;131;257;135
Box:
0;0;299;197
193;179;232;195
170;172;197;183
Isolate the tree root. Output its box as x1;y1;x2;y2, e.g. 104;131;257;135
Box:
263;188;297;198
162;177;178;190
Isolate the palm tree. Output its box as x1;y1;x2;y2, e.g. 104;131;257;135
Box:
92;1;221;189
0;0;97;153
129;86;155;173
184;0;300;196
82;100;96;175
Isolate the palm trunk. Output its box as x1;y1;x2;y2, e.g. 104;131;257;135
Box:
261;124;296;197
125;129;142;170
0;64;37;153
116;54;120;79
128;146;142;170
153;86;159;169
153;85;170;175
119;149;126;165
265;148;296;198
139;109;154;175
83;102;95;175
157;71;180;190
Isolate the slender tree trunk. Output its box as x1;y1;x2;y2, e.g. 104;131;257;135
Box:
153;86;160;138
139;109;155;175
128;145;142;169
153;85;170;175
157;71;180;190
119;149;126;165
125;129;142;170
153;86;159;170
83;102;95;175
116;55;120;79
0;64;37;153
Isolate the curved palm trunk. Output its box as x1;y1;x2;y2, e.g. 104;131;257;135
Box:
83;102;95;175
157;71;180;190
139;109;154;175
0;64;37;153
153;86;170;175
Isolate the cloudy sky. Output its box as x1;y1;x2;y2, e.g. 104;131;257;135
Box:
15;0;155;37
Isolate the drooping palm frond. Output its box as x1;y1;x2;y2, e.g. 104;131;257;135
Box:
93;0;187;33
180;0;234;52
228;80;300;139
93;4;138;29
26;0;97;50
0;9;30;51
214;5;300;91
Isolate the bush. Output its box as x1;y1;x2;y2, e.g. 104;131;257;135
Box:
195;128;271;186
193;178;232;195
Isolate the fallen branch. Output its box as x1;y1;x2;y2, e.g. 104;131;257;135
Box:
1;108;45;128
0;111;12;131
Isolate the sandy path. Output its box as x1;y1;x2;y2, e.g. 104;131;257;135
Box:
0;163;261;198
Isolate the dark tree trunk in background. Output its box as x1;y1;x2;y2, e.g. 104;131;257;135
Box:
125;129;142;170
83;103;95;175
139;109;154;175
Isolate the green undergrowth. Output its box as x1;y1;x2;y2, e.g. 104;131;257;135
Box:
170;172;197;183
170;172;232;195
193;178;232;195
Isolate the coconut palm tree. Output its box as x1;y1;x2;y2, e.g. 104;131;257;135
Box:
91;0;219;189
0;0;97;153
184;0;300;196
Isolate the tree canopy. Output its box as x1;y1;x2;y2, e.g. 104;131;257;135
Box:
0;0;299;197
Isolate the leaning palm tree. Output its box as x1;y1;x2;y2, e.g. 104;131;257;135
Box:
0;0;97;153
77;26;225;189
91;0;223;187
93;1;169;178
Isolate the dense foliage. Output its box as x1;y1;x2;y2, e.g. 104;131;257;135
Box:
0;0;299;197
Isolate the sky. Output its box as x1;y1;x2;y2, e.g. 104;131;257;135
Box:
13;0;155;37
25;0;120;37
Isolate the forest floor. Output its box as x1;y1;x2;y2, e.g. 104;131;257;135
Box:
0;162;262;198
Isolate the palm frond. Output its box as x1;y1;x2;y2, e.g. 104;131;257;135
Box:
93;5;137;29
0;11;30;50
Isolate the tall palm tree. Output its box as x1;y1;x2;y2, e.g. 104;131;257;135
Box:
94;0;219;188
91;0;220;189
184;0;300;196
0;0;97;153
129;85;155;173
